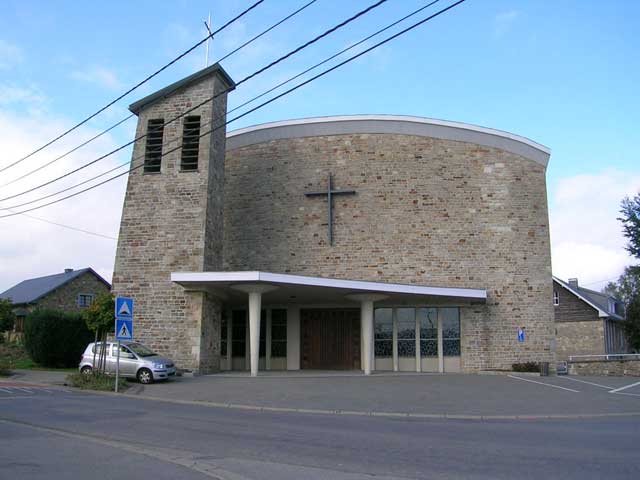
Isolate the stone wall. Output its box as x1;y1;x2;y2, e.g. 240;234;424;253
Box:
36;272;110;312
112;69;230;373
555;320;604;361
569;359;640;376
224;133;555;371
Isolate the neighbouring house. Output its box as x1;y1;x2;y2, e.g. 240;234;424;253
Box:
553;276;627;361
0;268;111;332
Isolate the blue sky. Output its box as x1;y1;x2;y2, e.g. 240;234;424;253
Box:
0;0;638;291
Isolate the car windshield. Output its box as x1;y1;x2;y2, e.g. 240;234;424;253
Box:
127;343;156;357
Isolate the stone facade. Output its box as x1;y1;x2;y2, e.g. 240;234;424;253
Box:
224;133;555;371
112;66;231;372
553;281;599;323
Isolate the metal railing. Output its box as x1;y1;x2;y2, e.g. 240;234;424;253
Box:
568;353;640;362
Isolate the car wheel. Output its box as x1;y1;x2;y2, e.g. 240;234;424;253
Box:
81;366;92;375
137;368;153;384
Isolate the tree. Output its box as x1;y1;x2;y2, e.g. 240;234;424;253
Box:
0;298;16;336
603;266;640;306
625;293;640;352
82;293;115;374
619;192;640;258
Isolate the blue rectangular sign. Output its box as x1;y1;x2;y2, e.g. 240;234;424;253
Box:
115;318;133;340
115;296;134;320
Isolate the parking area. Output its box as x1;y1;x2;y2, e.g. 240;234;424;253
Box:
133;372;640;418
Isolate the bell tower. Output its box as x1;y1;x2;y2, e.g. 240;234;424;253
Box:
112;64;235;373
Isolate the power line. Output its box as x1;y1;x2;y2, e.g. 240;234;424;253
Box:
0;0;387;204
0;0;319;189
0;0;468;220
0;0;265;175
1;0;441;212
7;208;117;240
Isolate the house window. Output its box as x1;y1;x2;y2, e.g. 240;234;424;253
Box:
144;118;164;173
271;309;287;358
180;115;201;171
553;290;559;306
78;294;94;308
374;308;393;357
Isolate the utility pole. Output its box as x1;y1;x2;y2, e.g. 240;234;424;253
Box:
204;12;212;67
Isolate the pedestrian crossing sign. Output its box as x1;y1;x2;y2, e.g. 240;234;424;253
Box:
116;318;133;340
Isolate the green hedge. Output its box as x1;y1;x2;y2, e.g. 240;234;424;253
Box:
23;309;93;368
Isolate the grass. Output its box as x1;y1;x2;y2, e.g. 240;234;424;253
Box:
66;372;129;392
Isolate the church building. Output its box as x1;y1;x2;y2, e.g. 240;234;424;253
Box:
112;64;555;376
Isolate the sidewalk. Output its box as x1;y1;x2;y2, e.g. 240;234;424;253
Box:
8;369;71;386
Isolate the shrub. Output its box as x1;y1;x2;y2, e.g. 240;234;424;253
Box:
0;298;15;335
66;372;128;391
23;309;93;368
0;357;10;376
512;361;540;373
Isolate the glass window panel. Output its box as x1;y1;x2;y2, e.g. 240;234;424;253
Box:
443;339;460;356
397;308;415;340
231;310;246;357
374;308;393;340
271;341;287;358
441;308;460;357
418;308;437;340
398;339;416;357
420;340;437;357
375;340;393;357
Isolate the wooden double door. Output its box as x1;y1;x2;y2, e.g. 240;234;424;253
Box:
301;309;361;370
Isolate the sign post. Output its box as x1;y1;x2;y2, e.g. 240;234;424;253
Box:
114;297;134;393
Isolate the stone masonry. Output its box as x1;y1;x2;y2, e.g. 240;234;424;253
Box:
224;133;556;371
112;66;231;373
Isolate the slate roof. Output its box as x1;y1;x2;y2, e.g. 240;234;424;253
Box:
553;276;624;321
128;63;235;115
0;268;111;305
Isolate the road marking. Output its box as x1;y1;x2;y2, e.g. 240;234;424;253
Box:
611;391;640;398
560;376;613;390
16;387;33;393
0;396;36;399
0;388;13;393
610;380;640;394
507;375;579;393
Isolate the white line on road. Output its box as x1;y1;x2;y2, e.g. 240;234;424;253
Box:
610;380;640;394
560;376;613;390
16;388;33;393
0;388;13;393
611;391;640;398
507;375;579;393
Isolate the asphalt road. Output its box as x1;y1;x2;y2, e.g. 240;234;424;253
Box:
1;386;639;480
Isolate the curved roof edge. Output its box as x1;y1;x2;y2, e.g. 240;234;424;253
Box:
226;115;551;167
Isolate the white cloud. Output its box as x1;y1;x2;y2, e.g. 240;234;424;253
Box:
549;169;640;290
0;39;23;70
493;10;518;38
0;105;129;292
0;83;45;106
71;65;123;90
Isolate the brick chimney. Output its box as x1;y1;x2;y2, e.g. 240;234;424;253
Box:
568;278;578;288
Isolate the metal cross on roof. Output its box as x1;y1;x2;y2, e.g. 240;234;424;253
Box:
305;173;356;246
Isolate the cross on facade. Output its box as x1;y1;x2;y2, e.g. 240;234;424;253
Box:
305;173;356;246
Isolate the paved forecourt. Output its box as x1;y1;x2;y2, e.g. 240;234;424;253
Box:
130;372;640;418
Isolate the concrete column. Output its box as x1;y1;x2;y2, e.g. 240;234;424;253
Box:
286;306;300;370
346;294;388;375
392;310;399;372
231;284;278;378
415;311;421;373
266;309;272;371
437;309;444;373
